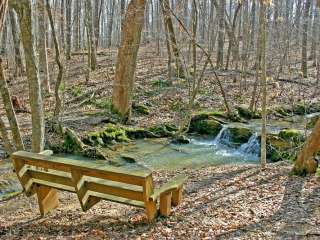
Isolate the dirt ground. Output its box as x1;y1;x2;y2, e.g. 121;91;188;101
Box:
0;162;319;240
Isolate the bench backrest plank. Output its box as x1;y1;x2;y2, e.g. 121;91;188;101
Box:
12;151;152;186
11;151;154;208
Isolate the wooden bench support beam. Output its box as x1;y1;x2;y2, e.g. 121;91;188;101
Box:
160;192;172;217
36;185;59;216
145;200;157;221
172;187;183;206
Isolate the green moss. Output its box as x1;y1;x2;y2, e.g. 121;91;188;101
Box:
236;105;261;119
266;134;301;162
189;119;223;136
148;125;176;137
132;103;150;115
93;98;113;110
228;127;253;146
307;115;320;129
71;86;83;97
278;129;304;142
152;79;171;88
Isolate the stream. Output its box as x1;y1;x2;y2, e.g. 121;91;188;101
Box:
0;112;318;201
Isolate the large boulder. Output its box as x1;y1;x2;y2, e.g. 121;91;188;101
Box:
189;118;223;136
307;114;320;129
225;127;253;147
278;129;304;143
236;104;261;119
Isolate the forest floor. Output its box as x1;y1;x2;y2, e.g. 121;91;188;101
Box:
0;162;320;239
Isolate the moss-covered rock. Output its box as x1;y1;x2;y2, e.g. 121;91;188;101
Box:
132;103;150;115
307;115;320;129
189;118;223;136
227;127;253;147
148;124;176;137
266;134;301;162
236;105;261;119
278;129;304;142
170;135;190;144
85;124;130;146
272;105;291;117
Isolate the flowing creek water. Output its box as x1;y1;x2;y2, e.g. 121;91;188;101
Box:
0;112;319;200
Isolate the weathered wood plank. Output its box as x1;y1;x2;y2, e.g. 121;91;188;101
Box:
143;175;157;221
87;191;145;208
36;186;59;216
86;181;144;201
12;151;151;185
149;175;187;201
160;192;172;217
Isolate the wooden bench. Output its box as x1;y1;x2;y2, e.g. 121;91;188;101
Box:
11;151;187;221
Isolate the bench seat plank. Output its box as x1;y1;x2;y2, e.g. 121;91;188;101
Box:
149;175;187;201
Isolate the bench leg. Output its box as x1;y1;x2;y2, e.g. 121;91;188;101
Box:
160;192;172;217
172;187;183;206
36;186;59;216
145;200;157;221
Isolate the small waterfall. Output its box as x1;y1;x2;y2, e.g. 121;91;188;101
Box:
239;134;260;156
213;127;230;145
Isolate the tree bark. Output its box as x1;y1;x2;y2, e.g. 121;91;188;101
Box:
0;58;24;151
46;0;64;119
8;8;24;76
302;0;312;78
259;0;267;169
10;0;45;153
112;0;146;120
85;0;97;71
217;0;225;68
292;119;320;175
37;0;51;93
65;0;72;60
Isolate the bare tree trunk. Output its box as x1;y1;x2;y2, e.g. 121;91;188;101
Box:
37;0;51;93
217;0;225;68
73;0;80;50
160;0;184;77
8;8;24;77
292;119;320;175
46;0;64;119
65;0;72;60
0;117;13;154
107;0;115;48
0;57;24;151
10;0;45;153
85;0;97;71
259;0;267;169
112;0;146;120
302;0;312;78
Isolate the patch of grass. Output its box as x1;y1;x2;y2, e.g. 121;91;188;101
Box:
71;85;83;97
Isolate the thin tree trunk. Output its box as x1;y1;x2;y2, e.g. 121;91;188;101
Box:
217;0;225;68
107;0;115;48
85;0;97;71
37;0;51;93
8;8;24;77
46;0;64;119
0;57;24;151
160;0;184;77
302;0;312;78
65;0;72;60
259;0;267;169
